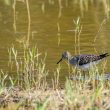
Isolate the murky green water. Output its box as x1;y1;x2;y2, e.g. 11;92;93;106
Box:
0;0;110;83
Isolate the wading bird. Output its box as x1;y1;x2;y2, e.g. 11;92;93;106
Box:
57;51;109;70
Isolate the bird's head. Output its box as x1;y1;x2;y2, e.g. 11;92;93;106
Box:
57;51;72;64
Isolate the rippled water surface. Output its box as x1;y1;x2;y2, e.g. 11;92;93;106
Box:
0;0;110;82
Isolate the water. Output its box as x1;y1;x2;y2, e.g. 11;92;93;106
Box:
0;0;110;83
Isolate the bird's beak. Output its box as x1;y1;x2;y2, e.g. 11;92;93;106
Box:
57;58;62;64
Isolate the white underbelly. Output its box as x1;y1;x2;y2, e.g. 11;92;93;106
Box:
77;61;100;70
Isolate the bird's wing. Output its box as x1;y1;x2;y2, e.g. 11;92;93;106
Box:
78;54;101;65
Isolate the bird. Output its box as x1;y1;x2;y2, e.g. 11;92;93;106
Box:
57;51;109;70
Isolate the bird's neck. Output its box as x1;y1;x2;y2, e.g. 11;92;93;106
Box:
67;56;72;61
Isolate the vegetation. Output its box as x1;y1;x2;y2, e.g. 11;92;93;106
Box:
0;46;109;110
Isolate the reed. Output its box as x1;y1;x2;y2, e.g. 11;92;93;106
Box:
8;46;48;90
73;0;110;17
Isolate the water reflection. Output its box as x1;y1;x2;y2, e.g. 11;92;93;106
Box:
69;73;110;81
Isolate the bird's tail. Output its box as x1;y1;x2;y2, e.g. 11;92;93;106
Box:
99;53;109;58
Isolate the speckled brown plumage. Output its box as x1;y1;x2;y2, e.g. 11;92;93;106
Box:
57;51;109;70
77;53;109;66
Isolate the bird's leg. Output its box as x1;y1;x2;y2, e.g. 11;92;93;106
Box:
82;70;86;80
87;69;90;77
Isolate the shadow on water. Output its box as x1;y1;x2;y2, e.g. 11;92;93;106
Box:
69;73;110;81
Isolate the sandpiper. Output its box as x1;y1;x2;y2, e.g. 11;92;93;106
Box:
57;51;109;70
